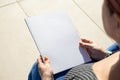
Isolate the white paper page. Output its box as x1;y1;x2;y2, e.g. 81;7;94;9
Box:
25;11;91;74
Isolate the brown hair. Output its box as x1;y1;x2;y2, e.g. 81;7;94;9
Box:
108;0;120;15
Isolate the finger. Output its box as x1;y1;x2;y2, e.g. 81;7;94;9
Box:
37;56;43;65
44;56;50;64
79;41;84;46
81;38;93;43
79;42;93;49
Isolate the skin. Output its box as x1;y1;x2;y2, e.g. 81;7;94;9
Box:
79;38;108;60
102;0;120;45
37;0;120;80
93;0;120;80
37;56;53;80
93;51;120;80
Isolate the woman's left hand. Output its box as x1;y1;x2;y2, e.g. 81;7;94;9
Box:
79;38;108;60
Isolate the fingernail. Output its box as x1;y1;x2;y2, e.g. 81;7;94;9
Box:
80;42;83;46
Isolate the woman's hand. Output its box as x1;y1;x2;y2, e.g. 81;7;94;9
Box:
37;56;53;80
79;38;108;60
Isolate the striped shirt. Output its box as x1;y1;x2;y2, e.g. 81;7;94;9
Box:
64;63;97;80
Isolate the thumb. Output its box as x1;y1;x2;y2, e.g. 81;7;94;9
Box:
79;41;92;49
44;56;50;64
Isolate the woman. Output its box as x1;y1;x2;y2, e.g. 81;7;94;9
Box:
29;0;120;80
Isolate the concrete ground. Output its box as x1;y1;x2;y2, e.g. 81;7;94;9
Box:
0;0;114;80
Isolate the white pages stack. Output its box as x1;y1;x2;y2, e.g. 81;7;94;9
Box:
25;11;91;74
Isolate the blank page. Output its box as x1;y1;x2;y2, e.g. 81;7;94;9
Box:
25;11;91;74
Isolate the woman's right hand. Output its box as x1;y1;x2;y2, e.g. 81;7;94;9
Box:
79;38;108;60
37;56;53;80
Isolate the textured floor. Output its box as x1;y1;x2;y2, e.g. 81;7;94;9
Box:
0;0;113;80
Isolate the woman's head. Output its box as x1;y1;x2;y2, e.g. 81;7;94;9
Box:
102;0;120;45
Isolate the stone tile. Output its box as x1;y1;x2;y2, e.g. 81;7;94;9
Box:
69;6;113;48
16;0;25;2
0;0;16;7
0;3;38;80
19;0;113;48
18;0;82;16
73;0;104;31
